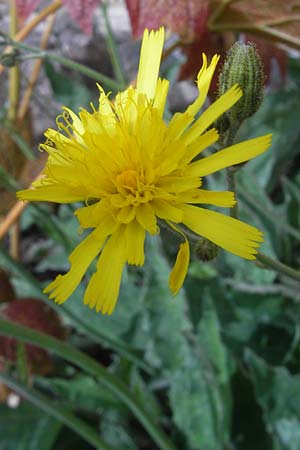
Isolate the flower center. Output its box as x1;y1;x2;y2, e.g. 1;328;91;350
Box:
117;170;138;192
116;169;154;205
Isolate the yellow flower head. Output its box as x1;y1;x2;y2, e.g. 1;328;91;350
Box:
18;28;272;315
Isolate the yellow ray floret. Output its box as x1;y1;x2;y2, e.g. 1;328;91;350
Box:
17;27;272;314
136;27;164;100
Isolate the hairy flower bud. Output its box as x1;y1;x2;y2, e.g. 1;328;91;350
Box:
218;41;264;129
195;237;219;262
0;49;19;68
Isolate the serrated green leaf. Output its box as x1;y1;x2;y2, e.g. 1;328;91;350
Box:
134;239;231;450
170;296;232;450
246;349;300;450
0;402;61;450
135;238;191;371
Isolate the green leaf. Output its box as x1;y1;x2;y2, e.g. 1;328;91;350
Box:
237;170;297;261
63;266;146;342
132;239;232;450
0;402;61;450
133;237;192;371
100;410;138;450
36;374;122;412
197;296;232;385
246;349;300;450
44;61;92;111
169;295;232;450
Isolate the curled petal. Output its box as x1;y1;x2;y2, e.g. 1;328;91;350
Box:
169;228;190;295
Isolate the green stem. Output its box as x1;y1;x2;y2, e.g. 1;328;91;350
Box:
102;1;127;88
256;251;300;282
3;121;35;160
223;124;240;218
0;244;152;374
0;373;115;450
16;341;29;383
3;36;123;92
0;165;19;190
0;319;177;450
226;167;238;218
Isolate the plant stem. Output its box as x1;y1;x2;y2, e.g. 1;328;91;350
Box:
238;187;300;242
0;1;62;75
0;373;115;450
226;167;238;218
256;251;300;282
0;200;28;239
8;0;19;121
0;319;177;450
102;1;127;88
18;13;57;120
5;37;123;92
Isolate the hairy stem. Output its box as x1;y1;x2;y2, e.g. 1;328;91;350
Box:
0;1;62;75
256;252;300;283
4;37;123;91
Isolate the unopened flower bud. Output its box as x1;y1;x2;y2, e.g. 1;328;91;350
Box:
218;41;264;128
195;237;219;262
0;49;19;68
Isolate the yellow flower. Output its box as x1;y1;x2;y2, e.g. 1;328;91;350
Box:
18;28;272;314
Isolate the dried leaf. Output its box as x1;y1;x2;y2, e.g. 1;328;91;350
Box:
0;115;33;215
125;0;209;41
0;382;10;403
62;0;99;35
0;298;66;375
211;0;300;50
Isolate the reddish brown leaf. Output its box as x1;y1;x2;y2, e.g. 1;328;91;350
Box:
16;0;42;21
0;298;66;374
125;0;292;84
126;0;209;41
62;0;99;35
125;0;140;36
0;270;15;304
179;30;227;82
